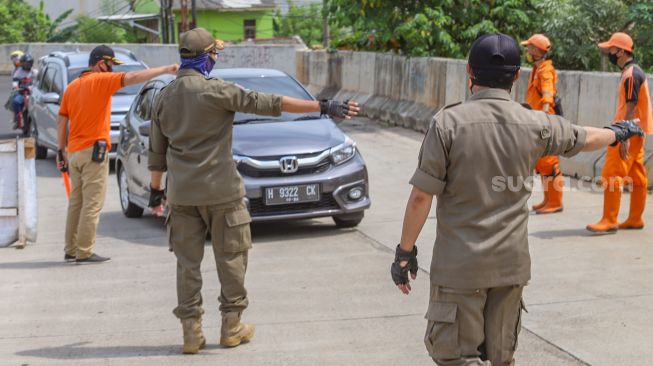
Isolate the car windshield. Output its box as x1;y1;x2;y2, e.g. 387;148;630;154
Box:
68;64;146;95
222;75;322;124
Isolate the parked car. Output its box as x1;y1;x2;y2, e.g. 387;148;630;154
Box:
116;68;370;227
28;49;148;159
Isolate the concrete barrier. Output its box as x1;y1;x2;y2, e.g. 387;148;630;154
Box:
0;42;303;76
299;49;653;187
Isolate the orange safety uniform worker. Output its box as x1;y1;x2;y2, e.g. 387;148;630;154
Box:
588;32;653;233
521;34;563;214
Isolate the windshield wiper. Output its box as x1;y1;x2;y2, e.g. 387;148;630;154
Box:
292;115;323;121
233;118;276;125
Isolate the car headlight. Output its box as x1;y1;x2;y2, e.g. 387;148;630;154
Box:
330;138;356;165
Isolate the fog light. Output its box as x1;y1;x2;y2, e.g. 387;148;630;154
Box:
348;187;364;200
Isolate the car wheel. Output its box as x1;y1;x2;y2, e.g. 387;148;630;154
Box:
333;212;364;228
30;119;48;160
118;165;144;218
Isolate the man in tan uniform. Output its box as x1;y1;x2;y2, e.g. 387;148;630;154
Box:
390;33;643;365
148;28;359;354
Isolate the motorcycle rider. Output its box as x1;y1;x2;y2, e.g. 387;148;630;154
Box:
11;53;35;130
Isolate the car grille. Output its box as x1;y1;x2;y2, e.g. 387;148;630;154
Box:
248;194;339;217
238;159;331;178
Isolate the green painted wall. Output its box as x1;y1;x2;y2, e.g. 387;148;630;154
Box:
134;0;159;14
191;11;274;41
134;1;274;42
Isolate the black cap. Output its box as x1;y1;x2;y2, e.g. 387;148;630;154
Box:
468;33;521;89
89;45;124;67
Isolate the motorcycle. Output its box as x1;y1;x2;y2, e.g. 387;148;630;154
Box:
6;76;32;136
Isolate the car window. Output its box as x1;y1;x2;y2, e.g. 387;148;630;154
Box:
51;66;64;95
68;64;147;95
41;66;56;93
36;64;48;89
221;76;320;123
135;86;156;121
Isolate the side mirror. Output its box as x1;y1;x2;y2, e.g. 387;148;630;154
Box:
138;121;151;137
42;92;60;104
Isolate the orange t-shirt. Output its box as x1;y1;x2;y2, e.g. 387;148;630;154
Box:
525;59;557;115
59;71;126;152
614;61;653;134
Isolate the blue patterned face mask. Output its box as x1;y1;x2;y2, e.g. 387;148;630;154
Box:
180;53;215;76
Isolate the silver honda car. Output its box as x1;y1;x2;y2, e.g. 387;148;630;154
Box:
116;68;370;227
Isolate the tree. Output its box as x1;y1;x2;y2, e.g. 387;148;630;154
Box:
328;0;538;58
274;1;324;48
0;0;52;43
73;16;130;43
536;0;630;71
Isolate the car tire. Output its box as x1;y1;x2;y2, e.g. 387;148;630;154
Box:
333;212;364;228
29;119;48;160
118;165;144;218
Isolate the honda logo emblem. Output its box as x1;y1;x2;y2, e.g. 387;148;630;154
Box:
279;156;299;174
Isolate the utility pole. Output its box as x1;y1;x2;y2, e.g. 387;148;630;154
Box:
166;0;176;44
191;0;197;29
180;0;189;33
160;0;168;44
322;0;330;49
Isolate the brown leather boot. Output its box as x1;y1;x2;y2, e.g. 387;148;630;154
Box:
619;185;646;229
536;175;563;214
181;318;206;354
220;312;255;347
587;188;620;233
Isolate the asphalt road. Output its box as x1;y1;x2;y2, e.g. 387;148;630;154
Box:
1;75;652;365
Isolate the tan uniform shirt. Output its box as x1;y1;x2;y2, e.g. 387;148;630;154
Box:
410;89;587;289
149;69;282;206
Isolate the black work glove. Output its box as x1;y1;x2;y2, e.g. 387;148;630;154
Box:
148;185;166;208
605;119;644;146
390;244;418;285
319;99;350;119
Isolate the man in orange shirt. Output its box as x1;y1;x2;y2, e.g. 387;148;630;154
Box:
521;34;563;214
588;33;653;233
56;45;178;263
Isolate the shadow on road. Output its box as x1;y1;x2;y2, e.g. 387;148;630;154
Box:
529;228;597;239
16;341;183;360
0;260;70;270
96;209;356;247
35;159;60;178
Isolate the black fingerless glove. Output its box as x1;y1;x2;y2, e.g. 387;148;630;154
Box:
319;99;350;119
390;244;418;285
605;119;644;146
148;185;166;208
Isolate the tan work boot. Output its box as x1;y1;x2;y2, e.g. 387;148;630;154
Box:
181;318;206;354
220;312;255;347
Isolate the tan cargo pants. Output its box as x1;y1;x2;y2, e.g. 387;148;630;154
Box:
64;146;109;259
425;284;525;366
168;199;252;320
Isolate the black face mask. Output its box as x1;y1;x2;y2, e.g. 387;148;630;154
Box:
608;52;619;66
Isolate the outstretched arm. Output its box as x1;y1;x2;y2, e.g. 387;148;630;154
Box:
281;97;360;119
582;119;643;152
123;64;179;86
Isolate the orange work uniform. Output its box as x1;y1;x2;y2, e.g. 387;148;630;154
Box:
526;59;563;213
60;71;125;152
528;60;558;175
590;60;653;231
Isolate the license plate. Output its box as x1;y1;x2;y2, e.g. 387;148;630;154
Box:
264;184;320;205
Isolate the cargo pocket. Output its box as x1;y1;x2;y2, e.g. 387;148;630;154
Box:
224;208;252;253
424;301;460;360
